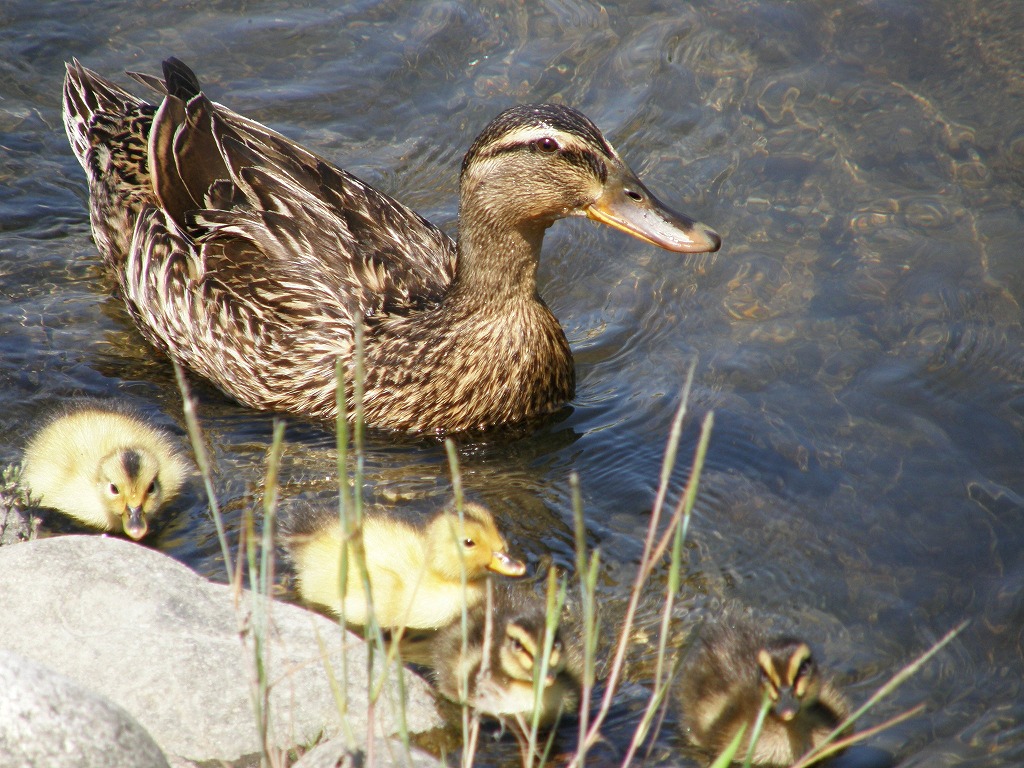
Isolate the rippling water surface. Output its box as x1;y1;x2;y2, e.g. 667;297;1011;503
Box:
2;1;1022;766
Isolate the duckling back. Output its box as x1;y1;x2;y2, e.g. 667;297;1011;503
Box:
285;501;525;630
21;401;188;539
286;509;437;628
676;619;849;766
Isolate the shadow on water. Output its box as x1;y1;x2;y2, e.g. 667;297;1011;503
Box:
1;0;1023;765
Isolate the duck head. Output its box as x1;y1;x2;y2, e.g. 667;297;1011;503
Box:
98;447;164;539
458;103;721;266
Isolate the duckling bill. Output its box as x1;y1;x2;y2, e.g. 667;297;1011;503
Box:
284;501;525;630
63;57;721;433
21;401;188;539
677;621;850;766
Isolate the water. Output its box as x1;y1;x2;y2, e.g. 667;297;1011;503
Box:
1;0;1022;765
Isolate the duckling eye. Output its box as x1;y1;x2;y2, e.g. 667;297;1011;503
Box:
109;483;119;495
146;480;157;495
509;637;524;653
796;659;812;680
463;538;476;548
534;137;559;153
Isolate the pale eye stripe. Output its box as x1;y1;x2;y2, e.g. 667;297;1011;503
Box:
787;643;812;684
480;125;610;158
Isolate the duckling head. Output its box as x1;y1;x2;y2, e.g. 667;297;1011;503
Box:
472;608;574;724
97;447;166;539
459;103;721;259
427;502;526;581
756;639;824;723
498;616;566;688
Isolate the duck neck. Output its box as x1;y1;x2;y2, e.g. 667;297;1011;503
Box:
451;200;552;304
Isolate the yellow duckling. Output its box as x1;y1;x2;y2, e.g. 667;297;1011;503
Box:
677;620;850;766
21;401;188;540
286;501;526;630
429;584;580;727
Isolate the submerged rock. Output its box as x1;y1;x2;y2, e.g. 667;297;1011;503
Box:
0;535;442;764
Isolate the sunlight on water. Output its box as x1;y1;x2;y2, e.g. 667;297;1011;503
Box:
1;0;1022;765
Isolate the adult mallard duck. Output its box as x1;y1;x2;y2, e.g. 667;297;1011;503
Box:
63;57;721;433
676;619;850;766
21;400;188;539
284;500;525;630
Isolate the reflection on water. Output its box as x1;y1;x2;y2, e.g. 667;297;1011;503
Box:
1;0;1022;765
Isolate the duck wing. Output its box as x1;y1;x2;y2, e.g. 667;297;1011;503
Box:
66;57;456;322
142;58;458;318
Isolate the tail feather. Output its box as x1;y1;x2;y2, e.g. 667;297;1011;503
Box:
162;57;203;100
62;59;147;171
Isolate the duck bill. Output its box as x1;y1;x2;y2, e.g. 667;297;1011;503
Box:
488;551;527;577
122;506;148;540
772;689;802;722
585;166;721;254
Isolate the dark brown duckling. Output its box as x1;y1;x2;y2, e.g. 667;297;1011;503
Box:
677;620;850;766
430;583;581;727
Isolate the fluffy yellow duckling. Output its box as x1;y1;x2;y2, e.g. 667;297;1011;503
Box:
21;401;188;539
429;584;580;727
286;501;526;630
677;620;850;766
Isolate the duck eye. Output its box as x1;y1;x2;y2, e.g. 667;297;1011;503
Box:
147;480;157;495
796;659;812;680
109;483;119;495
535;137;559;153
463;538;476;548
624;188;644;202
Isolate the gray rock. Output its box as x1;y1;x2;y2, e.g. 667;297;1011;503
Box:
0;649;170;768
294;735;443;768
0;535;442;764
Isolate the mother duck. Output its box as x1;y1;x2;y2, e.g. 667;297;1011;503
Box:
63;58;720;434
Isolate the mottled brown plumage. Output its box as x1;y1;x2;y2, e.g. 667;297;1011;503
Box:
63;57;720;433
677;620;850;766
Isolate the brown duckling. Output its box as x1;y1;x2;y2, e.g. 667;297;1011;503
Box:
285;501;526;630
63;58;720;434
429;583;581;727
677;620;850;766
21;401;188;539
